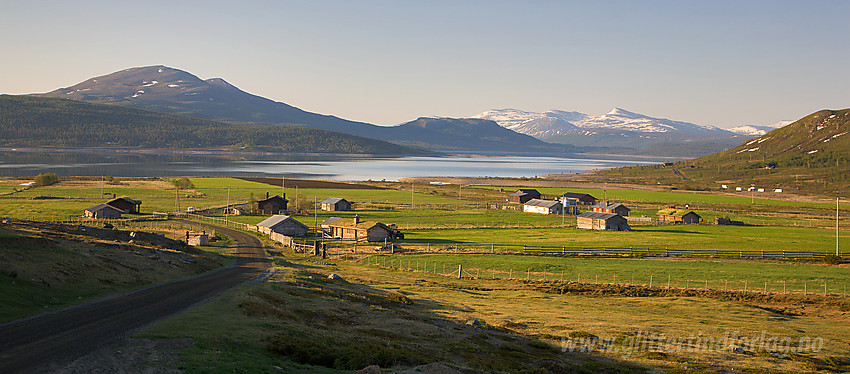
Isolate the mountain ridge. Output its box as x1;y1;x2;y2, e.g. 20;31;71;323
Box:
35;65;572;153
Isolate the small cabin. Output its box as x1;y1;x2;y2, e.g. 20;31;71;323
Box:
256;215;309;237
576;212;630;231
257;193;289;214
590;202;630;217
107;197;141;214
656;209;701;224
320;197;352;211
561;192;598;205
508;192;533;204
84;203;123;219
324;216;392;242
523;199;563;215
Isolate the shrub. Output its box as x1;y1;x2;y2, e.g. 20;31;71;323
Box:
823;254;842;265
170;177;195;189
33;172;59;186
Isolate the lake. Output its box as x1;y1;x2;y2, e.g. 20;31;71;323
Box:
0;151;656;181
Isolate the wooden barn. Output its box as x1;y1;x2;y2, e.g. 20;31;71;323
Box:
324;216;392;242
256;215;309;237
107;197;142;214
576;212;630;231
591;202;630;217
522;199;563;215
656;209;701;224
561;192;598;205
320;197;352;211
84;203;123;219
508;189;542;203
257;193;288;214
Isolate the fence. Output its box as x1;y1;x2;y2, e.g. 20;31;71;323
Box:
354;255;849;298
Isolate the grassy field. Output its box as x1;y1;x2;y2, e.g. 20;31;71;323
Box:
397;224;840;254
136;249;850;373
364;254;850;295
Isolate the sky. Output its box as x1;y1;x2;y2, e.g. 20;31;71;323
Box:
1;0;848;128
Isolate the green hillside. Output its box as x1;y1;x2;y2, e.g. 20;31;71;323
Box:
595;108;850;196
0;95;431;155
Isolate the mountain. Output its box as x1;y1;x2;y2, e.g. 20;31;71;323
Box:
35;65;561;153
728;121;793;136
381;117;573;151
0;95;431;155
595;108;850;195
470;109;583;138
475;108;745;157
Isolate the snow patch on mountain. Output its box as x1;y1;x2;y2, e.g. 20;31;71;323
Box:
474;107;731;139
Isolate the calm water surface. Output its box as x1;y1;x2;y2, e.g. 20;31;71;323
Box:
0;152;655;181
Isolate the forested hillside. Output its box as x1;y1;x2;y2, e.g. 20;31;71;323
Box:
0;95;430;155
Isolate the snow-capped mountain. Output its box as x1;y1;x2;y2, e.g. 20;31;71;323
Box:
576;108;729;134
728;121;793;136
474;108;733;137
474;107;748;154
470;109;584;138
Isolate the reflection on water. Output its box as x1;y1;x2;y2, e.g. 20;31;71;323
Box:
0;152;656;181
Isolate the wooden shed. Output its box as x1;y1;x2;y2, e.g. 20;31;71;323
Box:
561;192;598;205
576;212;630;231
324;216;392;242
84;203;123;219
522;199;563;215
256;215;309;237
107;197;142;214
257;193;288;214
591;202;630;217
656;209;701;224
508;189;541;203
320;197;352;211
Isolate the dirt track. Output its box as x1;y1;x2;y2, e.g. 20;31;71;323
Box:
0;221;269;373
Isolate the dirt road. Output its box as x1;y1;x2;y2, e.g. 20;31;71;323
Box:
0;222;269;373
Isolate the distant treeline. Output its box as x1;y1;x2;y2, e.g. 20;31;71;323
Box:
0;95;428;155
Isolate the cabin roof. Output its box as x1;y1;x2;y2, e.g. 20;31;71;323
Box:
524;199;561;208
257;215;307;228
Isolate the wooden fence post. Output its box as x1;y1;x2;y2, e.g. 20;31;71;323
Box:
458;264;462;279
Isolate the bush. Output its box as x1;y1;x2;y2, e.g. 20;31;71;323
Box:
823;254;842;265
33;172;59;186
170;177;195;189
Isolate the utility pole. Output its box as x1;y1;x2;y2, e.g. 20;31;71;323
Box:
225;185;231;219
411;181;414;209
175;187;179;212
838;197;841;256
101;175;104;197
281;176;285;197
314;196;318;231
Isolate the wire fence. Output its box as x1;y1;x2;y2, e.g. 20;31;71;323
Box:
353;255;850;298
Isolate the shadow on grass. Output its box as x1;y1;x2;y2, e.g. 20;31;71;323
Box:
230;254;648;373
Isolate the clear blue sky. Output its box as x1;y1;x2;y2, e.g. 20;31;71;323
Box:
1;0;847;128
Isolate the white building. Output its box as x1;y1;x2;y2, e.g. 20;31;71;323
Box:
523;199;563;215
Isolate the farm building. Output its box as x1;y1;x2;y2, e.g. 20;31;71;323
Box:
516;189;542;198
84;203;123;219
324;216;392;242
508;192;533;203
523;199;563;215
320;197;352;211
576;212;630;231
107;197;141;214
257;193;288;214
561;192;597;205
657;209;701;224
320;217;343;237
591;202;630;217
256;215;309;237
